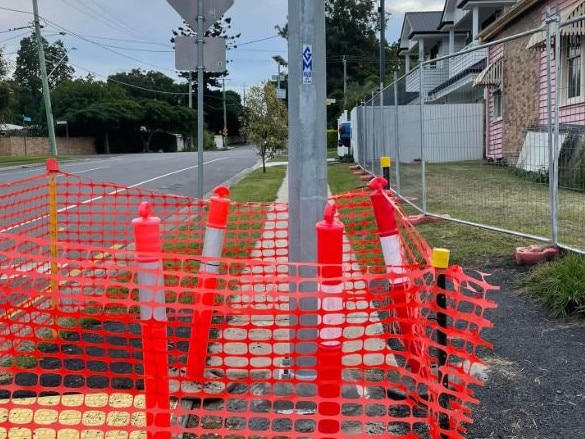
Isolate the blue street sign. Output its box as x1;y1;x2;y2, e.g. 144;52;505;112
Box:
22;115;32;123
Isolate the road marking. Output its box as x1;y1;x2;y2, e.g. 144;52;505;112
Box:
0;158;227;234
69;166;107;174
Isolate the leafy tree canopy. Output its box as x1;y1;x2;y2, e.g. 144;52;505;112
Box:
107;69;184;105
241;82;288;172
14;33;74;91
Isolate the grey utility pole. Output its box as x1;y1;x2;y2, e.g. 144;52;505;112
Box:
287;0;327;379
379;0;386;89
188;71;193;152
196;0;204;199
222;77;227;147
288;0;327;264
32;0;58;157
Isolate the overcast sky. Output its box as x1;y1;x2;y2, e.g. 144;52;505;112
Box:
0;0;444;96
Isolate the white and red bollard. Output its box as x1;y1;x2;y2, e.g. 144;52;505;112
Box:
132;202;170;439
315;202;345;438
185;186;231;381
368;176;422;374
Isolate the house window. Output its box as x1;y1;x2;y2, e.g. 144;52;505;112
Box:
564;35;584;104
492;88;503;120
429;43;440;68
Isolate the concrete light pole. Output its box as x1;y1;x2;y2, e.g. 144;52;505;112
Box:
32;0;58;157
287;0;327;380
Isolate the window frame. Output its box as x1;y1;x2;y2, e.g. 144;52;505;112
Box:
492;86;503;121
562;34;585;106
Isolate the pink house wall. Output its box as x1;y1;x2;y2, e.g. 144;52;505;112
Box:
536;0;585;126
486;44;504;159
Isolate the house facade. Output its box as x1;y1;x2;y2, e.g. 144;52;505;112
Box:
478;0;585;163
399;0;517;104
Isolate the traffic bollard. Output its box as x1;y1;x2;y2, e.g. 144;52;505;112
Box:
132;201;170;439
185;186;231;381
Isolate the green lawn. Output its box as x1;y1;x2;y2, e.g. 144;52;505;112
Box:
0;156;56;167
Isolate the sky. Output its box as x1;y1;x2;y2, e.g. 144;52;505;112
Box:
0;0;444;97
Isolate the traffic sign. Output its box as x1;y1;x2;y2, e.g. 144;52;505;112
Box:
166;0;234;32
175;36;226;72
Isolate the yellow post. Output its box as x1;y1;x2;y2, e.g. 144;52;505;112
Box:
380;156;391;188
431;247;451;436
47;159;59;311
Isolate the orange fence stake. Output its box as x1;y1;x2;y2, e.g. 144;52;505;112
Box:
368;176;422;374
185;186;230;381
315;202;344;438
132;202;170;439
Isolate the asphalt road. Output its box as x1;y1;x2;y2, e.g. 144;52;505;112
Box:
0;146;260;197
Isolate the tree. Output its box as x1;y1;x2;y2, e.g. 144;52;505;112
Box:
11;32;74;123
107;69;184;105
0;82;13;123
14;33;74;91
0;47;8;80
51;77;127;123
204;88;243;136
241;82;288;173
276;0;402;125
68;100;141;154
0;48;12;122
137;99;196;152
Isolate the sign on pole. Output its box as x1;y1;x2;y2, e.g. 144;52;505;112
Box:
302;44;313;85
175;36;226;73
166;0;234;31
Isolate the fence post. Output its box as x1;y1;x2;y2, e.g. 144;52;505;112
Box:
371;92;376;174
393;71;402;195
185;186;230;381
545;7;557;245
315;202;344;437
432;248;451;438
552;6;561;246
132;202;170;439
419;52;427;215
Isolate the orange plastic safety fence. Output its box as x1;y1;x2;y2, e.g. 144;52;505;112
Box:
0;163;497;439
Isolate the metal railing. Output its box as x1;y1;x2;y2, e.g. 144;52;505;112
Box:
350;8;585;254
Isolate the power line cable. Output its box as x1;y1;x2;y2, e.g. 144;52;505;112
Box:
86;0;153;40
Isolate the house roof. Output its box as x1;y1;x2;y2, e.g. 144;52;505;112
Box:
406;11;444;36
478;0;542;42
399;11;444;53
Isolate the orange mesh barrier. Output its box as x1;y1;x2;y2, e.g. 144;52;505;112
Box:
0;161;497;439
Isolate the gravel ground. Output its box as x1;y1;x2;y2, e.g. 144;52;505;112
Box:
465;258;585;439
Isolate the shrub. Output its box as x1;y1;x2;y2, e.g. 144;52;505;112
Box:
519;253;585;318
327;129;338;149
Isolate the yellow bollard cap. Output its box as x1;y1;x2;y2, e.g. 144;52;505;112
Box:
380;156;391;168
431;248;450;269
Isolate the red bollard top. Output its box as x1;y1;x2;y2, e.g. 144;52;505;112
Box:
132;201;161;262
316;203;344;281
368;176;399;238
46;158;59;172
207;186;231;229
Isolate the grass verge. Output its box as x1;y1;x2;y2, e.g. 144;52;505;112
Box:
518;253;585;318
0;155;70;167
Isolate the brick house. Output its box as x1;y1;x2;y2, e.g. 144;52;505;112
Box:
477;0;585;165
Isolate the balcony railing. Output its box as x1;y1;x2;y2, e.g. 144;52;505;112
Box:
449;44;487;78
405;64;449;96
